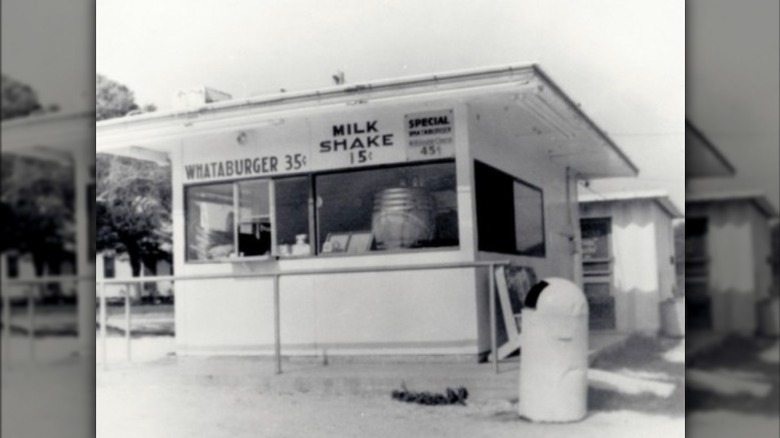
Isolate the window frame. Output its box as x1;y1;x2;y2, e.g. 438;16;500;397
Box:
183;159;458;263
473;160;547;257
185;179;278;262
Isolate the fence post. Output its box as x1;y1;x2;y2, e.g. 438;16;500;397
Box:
273;274;281;375
489;263;498;374
100;281;107;369
28;287;35;362
125;288;132;362
2;289;10;367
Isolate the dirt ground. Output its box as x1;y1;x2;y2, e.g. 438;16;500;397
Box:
93;335;686;438
97;379;682;438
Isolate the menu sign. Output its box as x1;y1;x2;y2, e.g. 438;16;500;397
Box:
180;121;311;183
405;109;455;160
181;108;456;183
312;117;403;169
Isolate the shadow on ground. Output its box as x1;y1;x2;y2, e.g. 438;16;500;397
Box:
687;335;779;417
588;334;685;418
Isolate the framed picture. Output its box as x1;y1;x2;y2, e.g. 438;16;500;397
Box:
346;231;373;254
323;232;350;253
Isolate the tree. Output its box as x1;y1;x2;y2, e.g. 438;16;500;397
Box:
96;74;157;121
96;154;171;277
1;75;73;292
1;154;75;275
2;74;43;120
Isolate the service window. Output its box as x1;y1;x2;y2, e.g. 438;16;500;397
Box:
474;161;545;257
274;176;313;257
237;180;272;257
315;161;458;254
184;160;458;262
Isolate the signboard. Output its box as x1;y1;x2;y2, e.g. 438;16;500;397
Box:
405;109;455;160
309;114;406;169
180;120;311;183
180;107;456;184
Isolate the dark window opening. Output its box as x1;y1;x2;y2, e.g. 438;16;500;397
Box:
474;161;545;256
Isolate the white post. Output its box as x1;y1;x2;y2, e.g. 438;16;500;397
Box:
125;290;131;362
100;281;107;369
1;255;10;367
75;146;96;359
27;287;35;362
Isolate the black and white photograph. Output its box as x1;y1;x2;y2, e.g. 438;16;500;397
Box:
0;0;778;437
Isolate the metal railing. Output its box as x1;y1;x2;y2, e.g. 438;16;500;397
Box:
0;275;95;367
2;261;510;374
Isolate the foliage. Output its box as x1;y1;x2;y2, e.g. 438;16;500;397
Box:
96;74;156;121
1;74;42;120
96;153;171;276
1;154;75;274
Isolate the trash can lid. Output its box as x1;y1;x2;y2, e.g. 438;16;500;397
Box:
525;277;588;315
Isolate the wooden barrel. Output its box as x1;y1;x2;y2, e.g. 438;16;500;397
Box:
372;187;436;249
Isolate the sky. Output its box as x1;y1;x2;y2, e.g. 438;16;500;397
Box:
8;0;689;210
686;0;780;213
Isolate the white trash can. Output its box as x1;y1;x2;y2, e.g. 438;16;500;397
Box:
519;277;589;422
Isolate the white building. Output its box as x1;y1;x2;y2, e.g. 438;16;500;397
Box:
96;65;639;358
578;190;682;334
95;252;173;302
685;191;778;335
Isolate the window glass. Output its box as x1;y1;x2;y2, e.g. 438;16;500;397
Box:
275;176;312;257
237;180;271;257
315;162;458;254
474;161;545;256
185;183;235;261
513;181;545;256
7;254;19;279
103;254;115;278
685;217;708;259
580;218;611;260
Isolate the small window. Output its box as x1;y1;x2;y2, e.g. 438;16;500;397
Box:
580;218;611;261
103;254;115;279
6;253;19;279
474;161;545;257
275;176;313;257
685;217;708;260
185;183;236;261
237;180;272;257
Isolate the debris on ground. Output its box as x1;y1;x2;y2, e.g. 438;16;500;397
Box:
391;382;468;406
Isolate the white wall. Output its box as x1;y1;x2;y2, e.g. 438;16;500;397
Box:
467;103;581;350
1;252;77;299
96;253;174;299
686;200;771;334
579;200;676;334
172;102;485;356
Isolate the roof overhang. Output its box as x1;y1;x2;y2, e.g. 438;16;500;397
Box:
97;64;638;178
579;189;683;218
2;111;94;166
685;120;736;179
686;190;778;218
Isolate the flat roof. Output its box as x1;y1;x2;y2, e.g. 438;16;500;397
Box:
579;189;683;218
96;64;639;178
686;190;778;218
